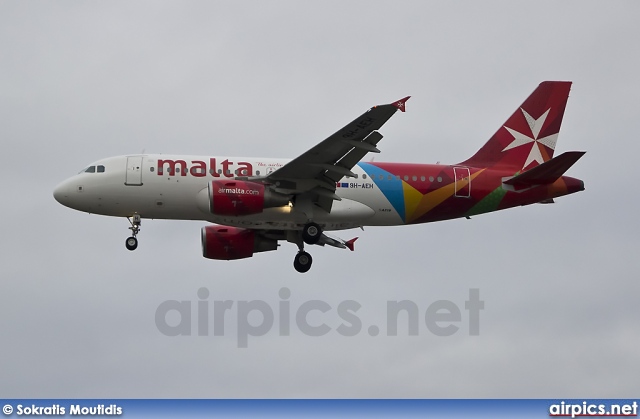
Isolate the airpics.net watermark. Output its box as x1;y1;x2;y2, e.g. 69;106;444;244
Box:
155;288;484;348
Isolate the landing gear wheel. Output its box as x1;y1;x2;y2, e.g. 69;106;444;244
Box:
125;236;138;251
302;222;322;245
293;251;313;273
126;214;141;251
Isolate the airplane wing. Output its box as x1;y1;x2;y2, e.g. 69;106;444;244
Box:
265;96;410;213
317;233;358;251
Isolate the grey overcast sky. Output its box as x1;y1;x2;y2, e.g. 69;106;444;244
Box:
1;1;638;397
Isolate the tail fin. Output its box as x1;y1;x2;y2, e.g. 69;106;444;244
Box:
459;81;572;172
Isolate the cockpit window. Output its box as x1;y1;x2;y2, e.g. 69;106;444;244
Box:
78;165;105;174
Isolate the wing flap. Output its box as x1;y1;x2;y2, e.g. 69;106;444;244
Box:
323;131;384;183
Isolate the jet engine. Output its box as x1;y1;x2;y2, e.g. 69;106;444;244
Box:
208;180;289;216
201;225;278;260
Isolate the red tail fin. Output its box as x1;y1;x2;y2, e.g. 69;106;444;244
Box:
459;81;572;172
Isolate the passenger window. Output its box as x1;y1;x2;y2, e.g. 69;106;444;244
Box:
256;170;261;176
85;166;96;173
420;176;425;181
429;176;434;182
404;175;409;181
412;175;417;181
150;167;155;172
379;174;384;180
97;165;105;173
437;176;442;182
363;174;367;179
388;175;392;180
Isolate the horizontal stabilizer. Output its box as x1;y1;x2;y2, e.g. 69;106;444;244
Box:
503;151;585;187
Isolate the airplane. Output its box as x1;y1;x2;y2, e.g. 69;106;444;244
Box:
53;81;585;273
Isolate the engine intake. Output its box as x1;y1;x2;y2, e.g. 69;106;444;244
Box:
201;225;278;260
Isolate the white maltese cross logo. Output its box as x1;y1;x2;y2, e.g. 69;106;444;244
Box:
502;108;558;170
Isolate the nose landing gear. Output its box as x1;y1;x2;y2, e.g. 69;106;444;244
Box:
125;214;141;251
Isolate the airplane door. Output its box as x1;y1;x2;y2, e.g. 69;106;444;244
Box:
454;167;470;198
125;156;143;186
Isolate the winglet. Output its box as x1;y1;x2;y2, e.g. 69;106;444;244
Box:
391;96;411;112
345;237;358;251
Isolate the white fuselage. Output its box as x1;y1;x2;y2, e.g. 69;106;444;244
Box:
53;154;404;231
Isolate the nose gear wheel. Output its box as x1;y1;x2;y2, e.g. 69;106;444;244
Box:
126;214;141;251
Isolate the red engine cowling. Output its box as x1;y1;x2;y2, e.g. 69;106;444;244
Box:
209;180;265;216
201;225;278;260
208;180;289;216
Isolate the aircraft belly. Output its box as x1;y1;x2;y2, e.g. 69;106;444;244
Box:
205;198;376;231
87;177;206;220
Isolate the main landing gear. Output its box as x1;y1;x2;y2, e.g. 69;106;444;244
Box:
293;222;323;273
125;214;141;251
301;222;321;245
294;251;312;273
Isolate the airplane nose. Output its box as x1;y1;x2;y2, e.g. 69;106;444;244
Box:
53;180;72;206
